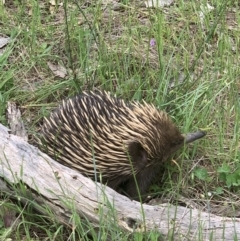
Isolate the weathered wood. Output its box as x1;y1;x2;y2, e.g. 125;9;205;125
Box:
0;123;239;240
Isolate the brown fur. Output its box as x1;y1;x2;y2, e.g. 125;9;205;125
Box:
39;91;185;200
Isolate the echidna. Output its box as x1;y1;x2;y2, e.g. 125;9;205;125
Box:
40;91;205;200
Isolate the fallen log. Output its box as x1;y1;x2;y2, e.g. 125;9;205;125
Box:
0;123;239;240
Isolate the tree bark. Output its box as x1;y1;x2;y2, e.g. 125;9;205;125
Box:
0;123;239;240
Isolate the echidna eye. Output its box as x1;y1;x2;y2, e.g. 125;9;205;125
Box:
173;140;182;145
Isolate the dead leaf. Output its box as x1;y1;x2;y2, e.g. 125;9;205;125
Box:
49;0;63;6
47;61;67;78
199;3;214;27
144;0;174;8
7;102;28;142
0;35;10;48
2;209;16;228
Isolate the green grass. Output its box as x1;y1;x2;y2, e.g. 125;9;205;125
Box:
0;0;240;240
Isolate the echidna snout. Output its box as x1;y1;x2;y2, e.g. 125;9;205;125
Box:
39;91;206;200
